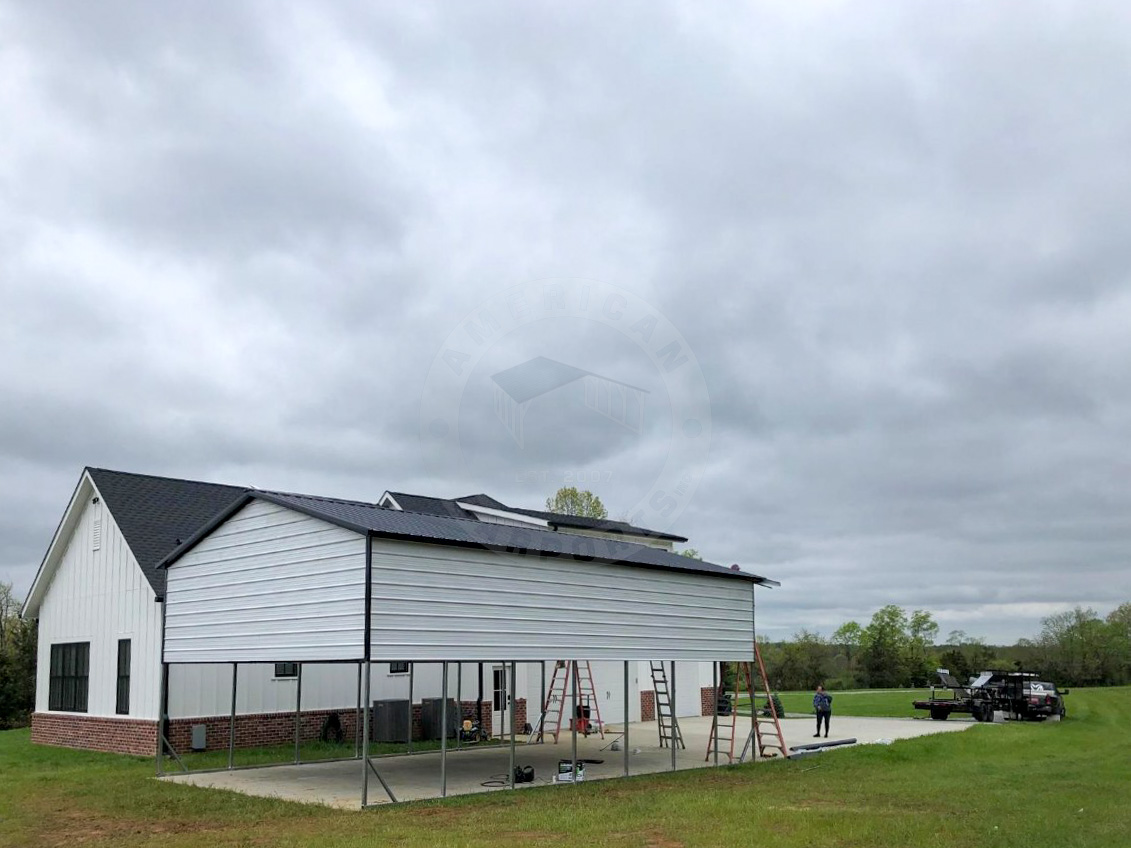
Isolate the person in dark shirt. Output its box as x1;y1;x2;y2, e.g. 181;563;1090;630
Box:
813;685;833;738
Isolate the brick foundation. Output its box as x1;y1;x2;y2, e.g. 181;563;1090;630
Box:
640;690;655;722
31;712;158;757
167;707;363;752
31;698;528;756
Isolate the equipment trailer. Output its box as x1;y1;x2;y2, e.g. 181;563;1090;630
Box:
914;669;1063;722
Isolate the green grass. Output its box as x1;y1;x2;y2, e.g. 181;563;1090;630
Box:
1;688;1128;847
737;688;941;718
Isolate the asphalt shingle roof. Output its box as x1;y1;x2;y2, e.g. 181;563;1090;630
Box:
87;468;247;596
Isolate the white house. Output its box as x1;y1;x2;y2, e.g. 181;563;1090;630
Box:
21;468;770;757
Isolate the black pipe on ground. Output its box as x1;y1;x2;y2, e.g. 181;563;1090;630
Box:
789;737;857;753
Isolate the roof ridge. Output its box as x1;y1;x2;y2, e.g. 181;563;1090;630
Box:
258;490;381;508
86;466;247;492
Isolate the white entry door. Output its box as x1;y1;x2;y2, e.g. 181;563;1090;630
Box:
492;665;508;737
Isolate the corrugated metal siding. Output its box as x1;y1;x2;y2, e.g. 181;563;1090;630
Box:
163;500;366;663
35;484;163;720
369;539;754;661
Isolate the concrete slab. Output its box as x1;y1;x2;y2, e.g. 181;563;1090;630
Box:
162;714;978;808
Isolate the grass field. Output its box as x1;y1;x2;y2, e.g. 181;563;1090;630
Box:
737;688;941;718
2;687;1128;847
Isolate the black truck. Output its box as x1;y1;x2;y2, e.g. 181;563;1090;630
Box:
913;669;1068;722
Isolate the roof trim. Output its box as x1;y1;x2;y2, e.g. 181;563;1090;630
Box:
377;492;403;510
21;470;92;619
455;501;551;528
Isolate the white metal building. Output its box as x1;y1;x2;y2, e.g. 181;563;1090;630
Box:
21;469;771;762
159;489;775;805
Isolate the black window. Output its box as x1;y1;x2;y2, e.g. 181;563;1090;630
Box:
389;661;409;674
48;642;89;713
274;662;298;678
115;640;131;715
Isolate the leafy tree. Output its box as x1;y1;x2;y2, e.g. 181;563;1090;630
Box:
678;548;702;560
545;487;608;519
860;605;910;687
771;630;831;691
0;583;37;729
905;610;939;686
831;621;863;684
1107;603;1131;642
1033;607;1128;686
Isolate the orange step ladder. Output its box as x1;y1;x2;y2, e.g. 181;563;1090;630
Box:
540;661;605;743
737;643;789;761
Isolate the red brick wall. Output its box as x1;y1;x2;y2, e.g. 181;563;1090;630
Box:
167;707;362;752
31;698;528;756
31;713;157;757
701;686;718;716
640;690;655;722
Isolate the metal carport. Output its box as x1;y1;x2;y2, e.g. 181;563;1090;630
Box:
157;490;777;807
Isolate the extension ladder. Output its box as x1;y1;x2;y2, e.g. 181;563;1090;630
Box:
735;643;789;761
541;661;605;743
649;661;685;749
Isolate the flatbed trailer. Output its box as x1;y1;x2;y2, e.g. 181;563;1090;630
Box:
913;669;1045;722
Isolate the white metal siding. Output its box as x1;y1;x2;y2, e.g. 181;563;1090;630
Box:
163;501;366;663
369;539;754;661
35;489;163;720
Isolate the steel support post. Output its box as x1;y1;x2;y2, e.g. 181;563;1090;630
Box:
156;662;168;776
508;660;517;789
712;661;719;767
441;661;449;797
539;660;547;743
570;661;579;784
455;663;463;750
294;662;303;764
361;659;371;807
228;662;238;770
623;660;630;777
407;662;414;752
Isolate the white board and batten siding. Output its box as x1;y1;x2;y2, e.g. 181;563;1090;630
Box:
368;539;755;662
35;491;164;720
163;500;367;664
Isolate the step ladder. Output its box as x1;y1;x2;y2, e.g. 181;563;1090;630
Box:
540;661;605;743
649;661;684;749
737;643;789;761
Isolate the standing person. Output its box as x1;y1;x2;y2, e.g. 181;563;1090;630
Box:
813;685;833;738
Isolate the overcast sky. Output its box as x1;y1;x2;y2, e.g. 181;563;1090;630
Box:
3;2;1129;642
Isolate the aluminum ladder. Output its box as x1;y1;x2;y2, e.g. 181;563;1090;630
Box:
541;661;605;743
705;662;745;762
649;661;685;749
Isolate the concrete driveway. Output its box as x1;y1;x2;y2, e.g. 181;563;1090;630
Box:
162;712;979;808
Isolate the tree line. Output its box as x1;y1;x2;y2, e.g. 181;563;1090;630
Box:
0;582;37;729
759;602;1131;691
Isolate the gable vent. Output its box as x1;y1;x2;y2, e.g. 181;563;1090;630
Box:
92;519;102;551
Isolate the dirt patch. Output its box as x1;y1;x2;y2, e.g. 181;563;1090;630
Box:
35;807;228;847
642;829;686;848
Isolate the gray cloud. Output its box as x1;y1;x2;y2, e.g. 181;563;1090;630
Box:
3;1;1130;642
